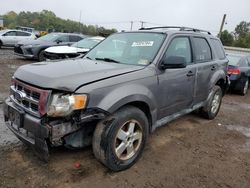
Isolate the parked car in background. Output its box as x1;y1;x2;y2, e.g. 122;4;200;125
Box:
44;36;104;60
0;29;36;48
14;32;86;61
227;53;250;95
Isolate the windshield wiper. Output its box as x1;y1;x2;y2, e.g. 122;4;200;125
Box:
95;57;121;64
85;56;92;60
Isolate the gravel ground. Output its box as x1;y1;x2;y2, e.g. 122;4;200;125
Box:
1;48;250;188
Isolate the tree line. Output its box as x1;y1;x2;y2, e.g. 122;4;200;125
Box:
1;10;117;36
220;21;250;48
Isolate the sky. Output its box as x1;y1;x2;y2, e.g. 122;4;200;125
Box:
0;0;249;34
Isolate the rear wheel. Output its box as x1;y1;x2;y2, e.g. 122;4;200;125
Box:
200;85;222;120
0;41;2;48
92;106;149;171
240;78;249;96
38;50;46;61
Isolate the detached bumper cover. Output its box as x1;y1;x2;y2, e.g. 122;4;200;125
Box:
14;44;35;58
3;98;49;161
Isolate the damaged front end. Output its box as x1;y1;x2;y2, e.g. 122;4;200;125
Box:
3;78;108;162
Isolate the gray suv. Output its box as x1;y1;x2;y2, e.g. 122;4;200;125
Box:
3;26;229;171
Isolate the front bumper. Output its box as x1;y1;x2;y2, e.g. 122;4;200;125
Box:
3;97;109;161
3;98;49;161
14;45;35;58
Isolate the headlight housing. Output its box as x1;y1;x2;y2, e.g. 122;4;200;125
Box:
47;94;87;117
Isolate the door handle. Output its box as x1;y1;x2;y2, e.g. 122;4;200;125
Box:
211;66;216;71
186;71;195;77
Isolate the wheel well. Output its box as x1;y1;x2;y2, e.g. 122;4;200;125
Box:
216;78;227;95
121;101;152;131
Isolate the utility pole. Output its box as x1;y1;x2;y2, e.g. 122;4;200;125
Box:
130;21;133;31
140;21;145;28
218;14;227;38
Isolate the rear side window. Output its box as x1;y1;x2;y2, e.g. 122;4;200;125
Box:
17;31;31;36
211;39;225;59
69;35;82;42
193;37;212;62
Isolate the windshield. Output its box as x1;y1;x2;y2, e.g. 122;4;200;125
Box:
227;54;241;65
85;32;165;66
38;33;60;42
72;38;102;49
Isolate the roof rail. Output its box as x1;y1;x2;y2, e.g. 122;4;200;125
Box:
139;26;211;35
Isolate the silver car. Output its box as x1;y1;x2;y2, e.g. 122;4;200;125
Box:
0;29;36;48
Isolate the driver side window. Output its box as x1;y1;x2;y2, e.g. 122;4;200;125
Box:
164;37;192;64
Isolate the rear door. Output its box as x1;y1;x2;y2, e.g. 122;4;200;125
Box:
2;31;17;46
191;36;215;104
158;36;196;118
16;31;31;44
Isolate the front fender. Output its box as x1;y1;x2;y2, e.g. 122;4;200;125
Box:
96;84;157;114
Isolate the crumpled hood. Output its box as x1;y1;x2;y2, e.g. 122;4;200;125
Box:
45;46;88;54
14;59;144;91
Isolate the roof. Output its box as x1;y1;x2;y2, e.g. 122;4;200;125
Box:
123;26;216;38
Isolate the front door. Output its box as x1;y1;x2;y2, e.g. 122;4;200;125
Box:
158;36;196;118
2;31;17;46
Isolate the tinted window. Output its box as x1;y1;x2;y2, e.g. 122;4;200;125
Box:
16;31;31;36
4;31;16;36
164;37;192;64
57;35;69;42
69;35;82;42
211;39;225;59
193;37;212;62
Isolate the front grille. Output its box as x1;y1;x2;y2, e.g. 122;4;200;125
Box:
14;46;23;55
10;79;50;117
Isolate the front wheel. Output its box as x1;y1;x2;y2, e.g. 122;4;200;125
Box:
92;106;149;171
200;85;222;120
38;50;46;62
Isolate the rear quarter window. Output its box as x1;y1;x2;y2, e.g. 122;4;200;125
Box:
211;39;226;60
193;37;212;62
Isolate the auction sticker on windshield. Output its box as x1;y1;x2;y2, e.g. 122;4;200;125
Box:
132;41;154;47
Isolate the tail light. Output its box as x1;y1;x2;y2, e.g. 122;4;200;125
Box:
227;68;240;75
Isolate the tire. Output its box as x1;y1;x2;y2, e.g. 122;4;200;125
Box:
0;41;2;49
92;106;149;171
200;85;222;120
240;78;249;96
38;50;46;61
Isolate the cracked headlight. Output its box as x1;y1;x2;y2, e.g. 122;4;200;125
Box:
47;94;87;117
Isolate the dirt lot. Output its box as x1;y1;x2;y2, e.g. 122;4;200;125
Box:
1;48;250;188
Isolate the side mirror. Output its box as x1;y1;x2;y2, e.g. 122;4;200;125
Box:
56;40;62;44
160;56;187;69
